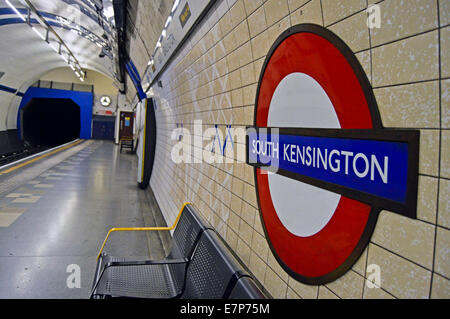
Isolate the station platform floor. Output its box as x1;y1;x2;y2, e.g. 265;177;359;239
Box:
0;140;170;298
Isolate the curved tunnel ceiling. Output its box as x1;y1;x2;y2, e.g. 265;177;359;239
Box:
0;0;176;130
0;0;117;92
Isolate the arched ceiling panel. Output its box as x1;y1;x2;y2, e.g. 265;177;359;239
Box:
0;0;117;92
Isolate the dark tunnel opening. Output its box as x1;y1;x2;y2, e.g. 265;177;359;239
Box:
21;98;81;148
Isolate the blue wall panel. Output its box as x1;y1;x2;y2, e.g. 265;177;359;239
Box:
18;87;93;139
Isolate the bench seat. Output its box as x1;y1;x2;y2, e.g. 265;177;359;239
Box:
91;204;266;299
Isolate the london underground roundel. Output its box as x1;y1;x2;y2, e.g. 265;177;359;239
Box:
247;24;420;284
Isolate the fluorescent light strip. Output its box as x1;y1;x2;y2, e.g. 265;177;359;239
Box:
31;26;46;41
49;42;59;53
164;15;172;28
171;0;180;13
5;0;26;21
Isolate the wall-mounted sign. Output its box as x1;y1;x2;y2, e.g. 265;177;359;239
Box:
141;0;215;91
100;95;112;107
246;24;420;285
179;2;192;28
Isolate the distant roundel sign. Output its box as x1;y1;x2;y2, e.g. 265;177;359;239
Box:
247;24;420;284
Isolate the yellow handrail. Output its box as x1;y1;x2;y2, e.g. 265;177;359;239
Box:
96;202;192;260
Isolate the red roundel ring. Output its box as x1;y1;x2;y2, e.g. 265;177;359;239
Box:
254;24;382;285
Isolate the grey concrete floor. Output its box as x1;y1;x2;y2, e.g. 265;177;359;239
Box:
0;140;167;298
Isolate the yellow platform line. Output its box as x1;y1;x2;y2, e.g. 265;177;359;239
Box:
0;139;84;175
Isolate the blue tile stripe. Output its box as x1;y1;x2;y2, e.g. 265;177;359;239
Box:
0;84;24;96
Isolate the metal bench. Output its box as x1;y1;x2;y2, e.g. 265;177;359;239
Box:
91;203;266;299
119;137;134;153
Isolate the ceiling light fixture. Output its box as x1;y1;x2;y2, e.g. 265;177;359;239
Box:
31;26;46;41
171;0;180;13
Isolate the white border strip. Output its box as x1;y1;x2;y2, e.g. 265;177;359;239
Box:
0;139;81;171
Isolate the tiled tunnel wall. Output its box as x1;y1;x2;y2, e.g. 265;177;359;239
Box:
143;0;449;298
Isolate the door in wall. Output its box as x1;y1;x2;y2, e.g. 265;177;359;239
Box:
119;111;134;140
92;115;115;140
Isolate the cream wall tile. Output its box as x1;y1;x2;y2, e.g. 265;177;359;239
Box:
243;0;263;16
238;42;254;67
243;182;258;207
231;88;243;107
267;15;291;46
249;251;267;285
230;193;243;215
238;217;254;245
248;5;267;38
241;199;256;226
321;0;366;26
254;56;266;82
440;0;450;26
443;79;450;129
417;175;439;224
230;0;247;28
253;212;265;235
318;286;339;299
287;0;309;12
441;130;450;178
235;21;251;48
374;81;440;128
231;176;244;196
442;26;450;78
326;270;364;299
289;0;323;26
353;248;368;276
329;11;370;52
367;244;432;298
371;0;438;47
438;178;450;228
288;277;318;299
264;0;290;27
228;208;241;232
434;226;450;278
251;31;271;60
251;229;269;261
371;211;435;269
243;84;257;105
286;287;301;299
264;266;288;298
229;69;242;89
236;237;251;264
267;250;289;282
355;50;372;84
227;50;240;72
240;63;256;86
363;286;396;299
431;273;450;298
219;11;234;37
419;129;440;176
226;227;239;251
372;31;439;87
